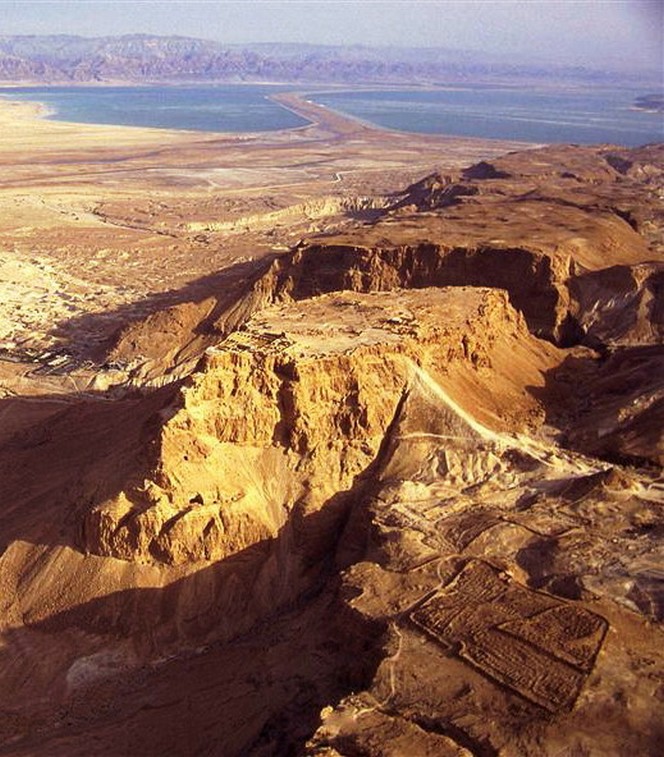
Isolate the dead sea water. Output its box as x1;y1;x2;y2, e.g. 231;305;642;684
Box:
311;86;664;147
0;84;310;132
1;83;662;145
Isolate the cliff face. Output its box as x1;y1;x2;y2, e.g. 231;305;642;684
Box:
0;143;662;756
0;284;567;752
108;144;662;391
83;287;559;567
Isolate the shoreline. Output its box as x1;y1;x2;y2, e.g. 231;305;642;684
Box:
0;95;55;120
2;82;660;148
0;88;538;152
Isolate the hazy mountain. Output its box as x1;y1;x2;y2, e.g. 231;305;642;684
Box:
0;34;657;86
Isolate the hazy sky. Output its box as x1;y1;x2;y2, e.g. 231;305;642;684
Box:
1;1;662;71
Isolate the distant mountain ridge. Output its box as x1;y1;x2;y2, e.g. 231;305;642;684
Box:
0;34;656;86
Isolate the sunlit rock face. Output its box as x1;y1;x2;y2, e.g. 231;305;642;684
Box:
0;142;662;756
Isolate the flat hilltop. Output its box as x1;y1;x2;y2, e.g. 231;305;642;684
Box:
0;90;662;757
0;93;527;374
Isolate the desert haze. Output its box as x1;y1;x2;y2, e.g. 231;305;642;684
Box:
0;27;662;757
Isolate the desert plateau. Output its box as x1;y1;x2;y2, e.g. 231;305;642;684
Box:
0;74;662;757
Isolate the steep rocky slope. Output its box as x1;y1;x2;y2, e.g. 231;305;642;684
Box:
0;286;566;754
108;145;662;369
307;388;662;756
105;144;664;469
83;287;560;567
0;143;662;755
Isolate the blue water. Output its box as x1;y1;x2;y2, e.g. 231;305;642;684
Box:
0;85;309;132
311;87;663;147
1;84;662;146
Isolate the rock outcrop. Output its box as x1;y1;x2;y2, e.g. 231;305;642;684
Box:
0;143;662;756
106;144;662;386
82;287;560;566
306;371;663;756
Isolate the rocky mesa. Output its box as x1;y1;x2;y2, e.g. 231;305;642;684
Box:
0;142;662;756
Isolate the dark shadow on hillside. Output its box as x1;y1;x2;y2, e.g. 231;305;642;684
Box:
0;381;179;555
344;206;387;223
46;253;282;365
0;466;385;757
528;345;664;468
0;364;406;753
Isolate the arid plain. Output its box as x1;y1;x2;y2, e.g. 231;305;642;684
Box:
0;94;523;373
0;93;662;756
